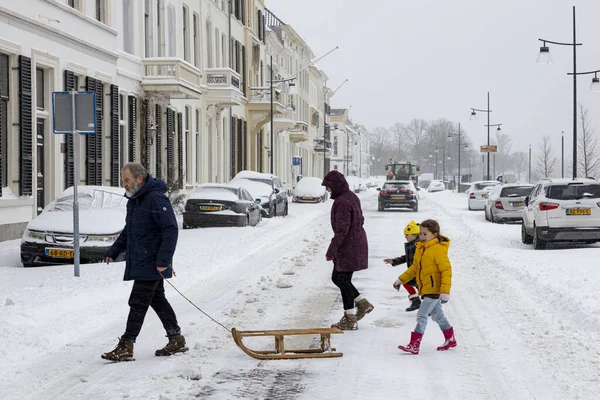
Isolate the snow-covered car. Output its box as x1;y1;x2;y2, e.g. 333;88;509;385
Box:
484;183;534;223
292;177;328;203
366;177;380;188
427;180;445;192
345;175;362;193
20;186;127;268
467;180;501;210
230;171;288;218
183;183;262;228
522;178;600;249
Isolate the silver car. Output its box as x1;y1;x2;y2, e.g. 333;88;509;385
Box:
484;183;534;223
467;181;501;210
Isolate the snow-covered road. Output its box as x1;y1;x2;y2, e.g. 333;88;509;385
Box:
2;188;599;399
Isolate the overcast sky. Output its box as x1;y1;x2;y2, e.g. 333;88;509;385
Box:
272;0;600;161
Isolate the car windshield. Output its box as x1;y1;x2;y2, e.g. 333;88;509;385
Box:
500;186;533;197
189;186;239;201
546;184;600;200
246;178;272;186
474;183;497;190
50;190;127;211
382;183;411;191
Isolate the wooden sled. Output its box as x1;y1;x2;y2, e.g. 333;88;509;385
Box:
231;327;344;360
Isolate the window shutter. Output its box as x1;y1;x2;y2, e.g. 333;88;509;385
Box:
166;108;175;185
0;56;4;197
257;10;262;41
94;81;103;185
110;84;119;186
155;103;163;179
243;120;247;170
230;116;236;178
242;45;247;97
63;70;76;188
18;55;33;196
128;95;136;162
236;117;242;173
177;111;183;189
241;0;245;25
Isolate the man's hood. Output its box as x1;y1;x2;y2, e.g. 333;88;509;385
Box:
322;170;349;199
127;175;168;199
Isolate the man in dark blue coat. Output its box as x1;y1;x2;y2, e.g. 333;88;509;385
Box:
102;162;186;362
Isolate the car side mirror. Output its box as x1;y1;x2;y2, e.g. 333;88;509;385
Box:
255;199;261;204
274;188;280;194
524;196;529;206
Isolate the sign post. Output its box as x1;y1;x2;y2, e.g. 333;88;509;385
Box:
52;91;96;277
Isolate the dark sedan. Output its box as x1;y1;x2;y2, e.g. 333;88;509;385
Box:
377;180;419;212
183;184;262;228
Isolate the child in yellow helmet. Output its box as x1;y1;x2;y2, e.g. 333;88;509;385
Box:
384;220;421;311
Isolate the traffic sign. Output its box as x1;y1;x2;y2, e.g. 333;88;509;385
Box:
52;91;96;134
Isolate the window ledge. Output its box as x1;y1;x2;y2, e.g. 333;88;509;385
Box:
0;198;34;207
42;0;118;36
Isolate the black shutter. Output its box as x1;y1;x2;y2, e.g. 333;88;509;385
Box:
94;81;103;185
142;99;150;169
236;0;241;20
234;41;239;73
18;55;33;196
166;109;174;185
242;45;246;97
85;77;96;185
0;56;5;196
64;70;76;188
128;95;136;162
257;10;262;41
155;103;162;179
243;120;248;170
241;0;245;25
110;84;119;186
177;111;183;189
236;117;242;173
230;116;236;178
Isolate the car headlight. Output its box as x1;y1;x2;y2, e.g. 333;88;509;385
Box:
87;234;119;243
24;229;45;240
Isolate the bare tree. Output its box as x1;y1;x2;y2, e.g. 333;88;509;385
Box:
404;119;428;162
390;122;405;161
535;136;557;179
495;131;513;176
578;104;600;178
510;151;528;182
369;126;391;173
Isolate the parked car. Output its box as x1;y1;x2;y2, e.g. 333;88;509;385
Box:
183;183;262;228
467;180;501;210
484;183;534;223
522;178;600;249
293;177;328;203
427;180;445;192
366;177;380;188
377;180;419;212
345;175;362;193
231;171;288;218
20;186;127;268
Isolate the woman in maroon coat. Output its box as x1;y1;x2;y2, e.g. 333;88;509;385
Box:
322;170;373;330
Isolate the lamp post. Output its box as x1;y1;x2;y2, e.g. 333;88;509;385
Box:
561;131;564;178
537;6;583;178
470;93;503;180
528;144;532;183
447;122;465;191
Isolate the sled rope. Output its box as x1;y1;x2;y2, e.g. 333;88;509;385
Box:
160;272;232;333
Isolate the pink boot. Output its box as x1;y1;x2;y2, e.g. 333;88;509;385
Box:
437;327;457;351
398;331;423;354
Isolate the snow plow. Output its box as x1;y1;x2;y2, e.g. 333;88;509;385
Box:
231;327;344;360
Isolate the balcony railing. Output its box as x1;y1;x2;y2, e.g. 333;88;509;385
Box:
142;58;202;98
313;138;332;152
206;67;241;90
250;88;284;105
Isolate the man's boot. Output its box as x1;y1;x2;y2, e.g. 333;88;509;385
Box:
102;337;134;362
331;313;358;330
436;327;457;351
155;334;189;356
406;294;421;312
355;298;374;321
398;331;423;354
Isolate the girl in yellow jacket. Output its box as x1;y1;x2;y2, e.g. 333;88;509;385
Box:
394;219;456;354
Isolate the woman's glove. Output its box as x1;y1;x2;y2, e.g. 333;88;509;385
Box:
393;279;402;291
440;293;450;304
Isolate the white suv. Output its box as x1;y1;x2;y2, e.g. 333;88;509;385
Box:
521;178;600;249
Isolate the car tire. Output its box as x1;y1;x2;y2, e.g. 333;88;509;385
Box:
521;223;533;244
413;204;418;212
241;215;249;227
490;212;495;223
378;204;384;212
284;203;288;217
532;225;547;250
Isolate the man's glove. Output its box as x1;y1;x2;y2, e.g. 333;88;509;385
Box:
440;293;450;304
393;279;402;291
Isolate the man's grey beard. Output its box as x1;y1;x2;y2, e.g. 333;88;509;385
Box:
126;182;140;197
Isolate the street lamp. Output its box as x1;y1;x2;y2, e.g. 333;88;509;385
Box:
447;122;464;191
470;92;502;180
537;5;583;178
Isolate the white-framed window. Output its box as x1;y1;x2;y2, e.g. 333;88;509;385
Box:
195;108;201;181
119;93;128;167
182;5;190;62
206;21;213;68
167;4;176;57
222;34;227;69
0;53;10;189
68;0;82;11
215;28;220;67
157;0;165;57
123;0;134;54
184;106;191;183
144;0;152;57
96;0;107;24
193;13;200;67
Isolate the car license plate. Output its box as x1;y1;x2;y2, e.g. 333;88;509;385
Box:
566;208;591;215
45;248;74;258
200;205;222;211
481;193;488;199
392;195;405;200
511;201;524;207
302;196;313;200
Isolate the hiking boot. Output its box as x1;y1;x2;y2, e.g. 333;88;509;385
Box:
101;337;134;362
155;334;189;356
331;314;358;330
406;295;421;312
355;298;374;321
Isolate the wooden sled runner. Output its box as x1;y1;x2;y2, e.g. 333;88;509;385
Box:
231;327;344;360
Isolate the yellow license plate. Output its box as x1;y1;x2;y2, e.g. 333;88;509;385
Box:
392;196;405;200
566;208;591;215
302;196;313;200
200;205;221;211
46;248;74;258
512;202;524;207
482;194;488;198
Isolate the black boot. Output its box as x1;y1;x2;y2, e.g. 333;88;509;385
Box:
406;295;421;312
